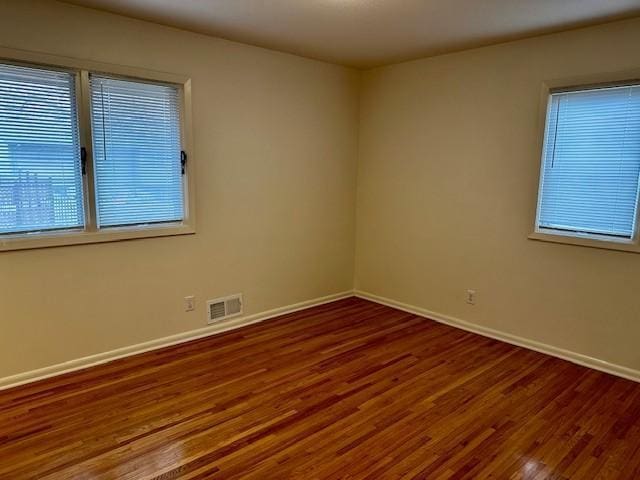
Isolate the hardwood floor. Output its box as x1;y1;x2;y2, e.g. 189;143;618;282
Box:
1;298;640;479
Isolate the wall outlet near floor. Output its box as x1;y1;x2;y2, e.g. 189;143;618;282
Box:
466;289;476;305
184;296;196;312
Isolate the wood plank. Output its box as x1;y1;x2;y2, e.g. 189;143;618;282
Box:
0;297;639;479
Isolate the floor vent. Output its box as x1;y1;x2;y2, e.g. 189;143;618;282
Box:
207;294;243;324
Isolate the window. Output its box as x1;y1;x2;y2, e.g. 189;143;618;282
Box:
0;64;84;235
90;75;184;228
533;81;640;251
0;52;194;251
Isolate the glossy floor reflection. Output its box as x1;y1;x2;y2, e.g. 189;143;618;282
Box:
1;297;640;479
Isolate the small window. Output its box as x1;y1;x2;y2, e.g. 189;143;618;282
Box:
0;63;84;235
0;52;194;251
90;75;184;228
534;82;640;246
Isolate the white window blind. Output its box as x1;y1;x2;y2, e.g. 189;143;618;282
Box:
0;63;84;235
537;84;640;239
90;75;184;228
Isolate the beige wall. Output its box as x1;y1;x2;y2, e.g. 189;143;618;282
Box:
356;17;640;371
2;0;640;382
0;0;359;378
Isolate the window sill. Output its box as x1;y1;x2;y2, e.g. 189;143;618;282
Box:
0;223;195;252
528;231;640;254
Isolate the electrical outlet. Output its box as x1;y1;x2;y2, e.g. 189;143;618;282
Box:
184;295;195;312
466;289;476;305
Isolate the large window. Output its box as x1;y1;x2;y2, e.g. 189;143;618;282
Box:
0;53;194;251
533;81;640;251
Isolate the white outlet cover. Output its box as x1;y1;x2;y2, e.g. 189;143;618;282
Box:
466;290;476;304
184;296;195;312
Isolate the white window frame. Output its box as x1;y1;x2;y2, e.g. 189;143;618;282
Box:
529;68;640;254
0;47;195;252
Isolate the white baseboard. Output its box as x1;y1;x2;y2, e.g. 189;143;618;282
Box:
5;289;638;390
0;291;354;391
355;290;640;383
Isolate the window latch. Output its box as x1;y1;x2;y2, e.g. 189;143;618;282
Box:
80;147;87;175
180;150;187;175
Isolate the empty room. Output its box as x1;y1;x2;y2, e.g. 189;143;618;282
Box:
2;0;640;478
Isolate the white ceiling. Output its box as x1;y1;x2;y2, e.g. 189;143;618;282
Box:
62;0;640;68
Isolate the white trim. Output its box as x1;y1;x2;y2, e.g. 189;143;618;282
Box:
0;223;196;251
355;290;640;383
0;46;190;85
6;289;638;390
0;290;353;391
528;231;640;254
